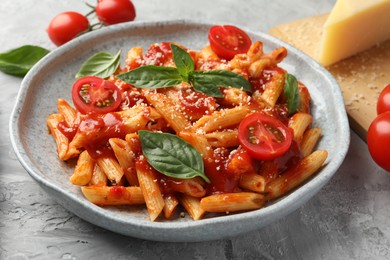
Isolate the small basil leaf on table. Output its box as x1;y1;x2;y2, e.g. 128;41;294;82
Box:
76;50;121;79
0;45;50;77
170;44;194;81
117;65;183;89
138;130;210;183
284;73;300;115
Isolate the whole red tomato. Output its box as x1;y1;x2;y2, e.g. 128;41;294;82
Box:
367;111;390;171
95;0;136;25
377;84;390;115
47;12;89;46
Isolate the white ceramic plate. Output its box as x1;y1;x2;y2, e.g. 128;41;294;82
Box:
9;20;350;242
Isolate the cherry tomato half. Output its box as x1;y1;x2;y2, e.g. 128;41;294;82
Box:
71;76;122;114
377;84;390;115
95;0;136;25
238;112;293;160
47;12;89;46
367;111;390;172
208;25;252;60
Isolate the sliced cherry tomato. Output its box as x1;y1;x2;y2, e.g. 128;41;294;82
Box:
208;25;252;60
71;76;122;114
47;12;89;46
367;111;390;171
238;112;293;160
377;84;390;115
95;0;136;25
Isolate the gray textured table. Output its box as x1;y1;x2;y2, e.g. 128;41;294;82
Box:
2;0;390;259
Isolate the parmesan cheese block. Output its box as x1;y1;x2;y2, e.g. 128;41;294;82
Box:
319;0;390;66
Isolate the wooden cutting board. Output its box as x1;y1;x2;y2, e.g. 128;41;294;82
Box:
269;14;390;141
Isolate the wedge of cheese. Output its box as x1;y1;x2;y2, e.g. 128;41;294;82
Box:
319;0;390;66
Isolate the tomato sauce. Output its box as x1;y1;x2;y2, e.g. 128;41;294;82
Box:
109;186;126;199
57;120;78;140
178;89;217;119
204;148;240;194
143;42;173;66
76;112;127;158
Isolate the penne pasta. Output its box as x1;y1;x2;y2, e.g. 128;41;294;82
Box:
142;90;191;133
135;157;165;221
261;72;285;107
96;155;125;185
169;178;206;198
203;130;239;148
221;88;250;107
47;113;79;161
163;195;179;219
81;186;145;205
192;105;251;133
288;112;313;141
239;173;266;193
125;46;143;69
300;127;322;157
179;194;205;220
89;163;108;186
57;99;77;127
109;138;138;186
200;192;265;212
265;150;328;200
70;150;94;186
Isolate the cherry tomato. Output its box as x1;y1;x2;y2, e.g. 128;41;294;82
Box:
95;0;136;25
367;111;390;171
377;84;390;115
208;25;252;60
47;12;89;46
238;112;293;160
71;76;122;114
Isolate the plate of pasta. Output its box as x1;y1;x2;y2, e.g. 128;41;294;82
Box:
10;20;350;242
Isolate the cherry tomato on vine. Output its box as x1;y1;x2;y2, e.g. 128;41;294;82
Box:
95;0;136;25
367;111;390;172
72;76;122;114
208;25;252;60
238;112;293;160
377;84;390;115
47;12;89;46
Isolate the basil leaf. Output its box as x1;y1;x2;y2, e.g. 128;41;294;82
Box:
76;50;121;79
117;65;183;89
139;130;210;183
284;73;300;115
189;70;252;97
171;44;194;81
0;45;50;77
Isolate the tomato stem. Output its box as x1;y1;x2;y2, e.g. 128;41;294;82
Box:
84;0;96;12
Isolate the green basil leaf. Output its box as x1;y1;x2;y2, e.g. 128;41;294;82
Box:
76;50;121;79
284;73;300;115
171;44;194;81
117;65;183;89
189;70;252;98
0;45;50;77
139;130;210;183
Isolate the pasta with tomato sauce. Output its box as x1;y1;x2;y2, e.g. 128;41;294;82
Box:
47;25;327;221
